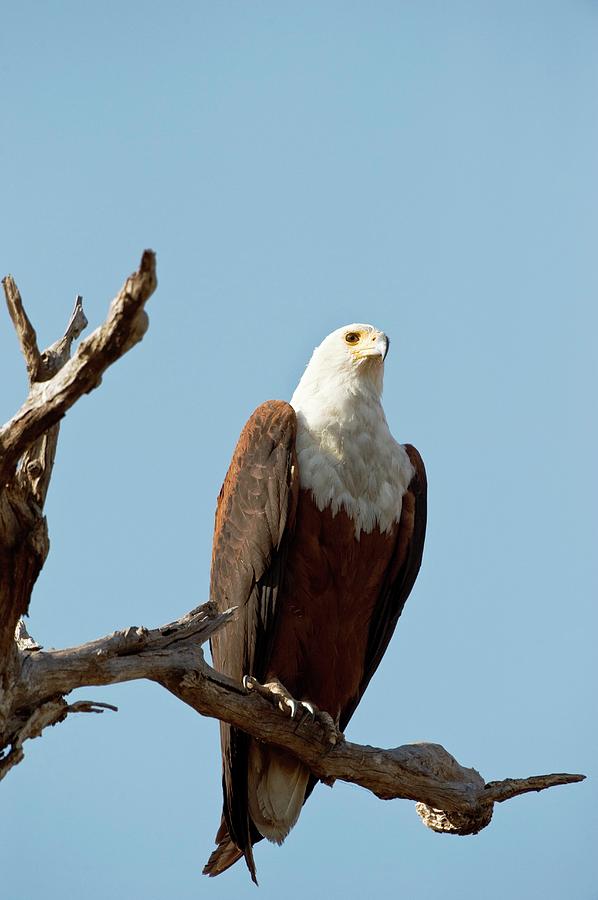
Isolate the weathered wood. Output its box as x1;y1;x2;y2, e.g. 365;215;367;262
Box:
0;251;155;488
0;252;156;681
1;601;584;835
0;486;49;686
2;275;42;383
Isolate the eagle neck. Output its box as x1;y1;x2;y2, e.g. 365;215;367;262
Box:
290;377;413;537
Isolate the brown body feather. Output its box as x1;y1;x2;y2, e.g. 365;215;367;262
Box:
204;401;427;881
268;492;402;722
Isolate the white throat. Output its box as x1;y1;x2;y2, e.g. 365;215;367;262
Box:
290;353;413;537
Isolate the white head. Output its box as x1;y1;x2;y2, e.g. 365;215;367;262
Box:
291;323;389;411
289;323;413;535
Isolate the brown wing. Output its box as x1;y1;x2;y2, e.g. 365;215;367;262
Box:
206;400;298;882
339;443;427;731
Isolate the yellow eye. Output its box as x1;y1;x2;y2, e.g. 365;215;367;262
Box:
345;331;360;345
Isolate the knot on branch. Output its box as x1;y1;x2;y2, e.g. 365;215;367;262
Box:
95;626;150;657
15;620;42;652
416;801;493;835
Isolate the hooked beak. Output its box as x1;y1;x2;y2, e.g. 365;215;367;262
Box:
356;333;389;361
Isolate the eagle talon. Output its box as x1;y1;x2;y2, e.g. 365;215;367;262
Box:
242;676;313;723
281;697;298;718
313;709;340;746
300;701;315;719
243;677;339;744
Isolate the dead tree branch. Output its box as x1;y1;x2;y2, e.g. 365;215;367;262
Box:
3;276;43;384
1;601;584;835
0;251;156;679
0;250;155;487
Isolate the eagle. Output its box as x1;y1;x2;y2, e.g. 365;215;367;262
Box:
204;324;427;882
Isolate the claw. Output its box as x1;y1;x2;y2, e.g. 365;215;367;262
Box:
281;697;298;718
240;676;334;741
313;709;341;747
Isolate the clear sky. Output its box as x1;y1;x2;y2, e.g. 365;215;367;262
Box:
1;2;596;898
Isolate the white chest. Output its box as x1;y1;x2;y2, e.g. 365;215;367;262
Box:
291;399;414;537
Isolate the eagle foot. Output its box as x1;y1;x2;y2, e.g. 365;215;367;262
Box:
242;676;340;746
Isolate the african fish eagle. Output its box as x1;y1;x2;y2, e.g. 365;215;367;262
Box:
204;324;427;881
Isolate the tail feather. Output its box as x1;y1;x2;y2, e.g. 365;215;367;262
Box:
203;815;258;884
204;743;310;882
247;744;310;844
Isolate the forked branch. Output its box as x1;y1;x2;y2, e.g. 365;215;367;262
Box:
0;252;157;675
0;250;156;487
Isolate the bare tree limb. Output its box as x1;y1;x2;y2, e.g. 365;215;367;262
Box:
483;772;584;804
9;293;89;507
0;252;156;683
1;602;584;834
0;250;156;488
2;275;42;384
0;692;117;783
38;295;88;379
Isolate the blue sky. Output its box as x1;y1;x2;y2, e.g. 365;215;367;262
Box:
1;2;596;898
